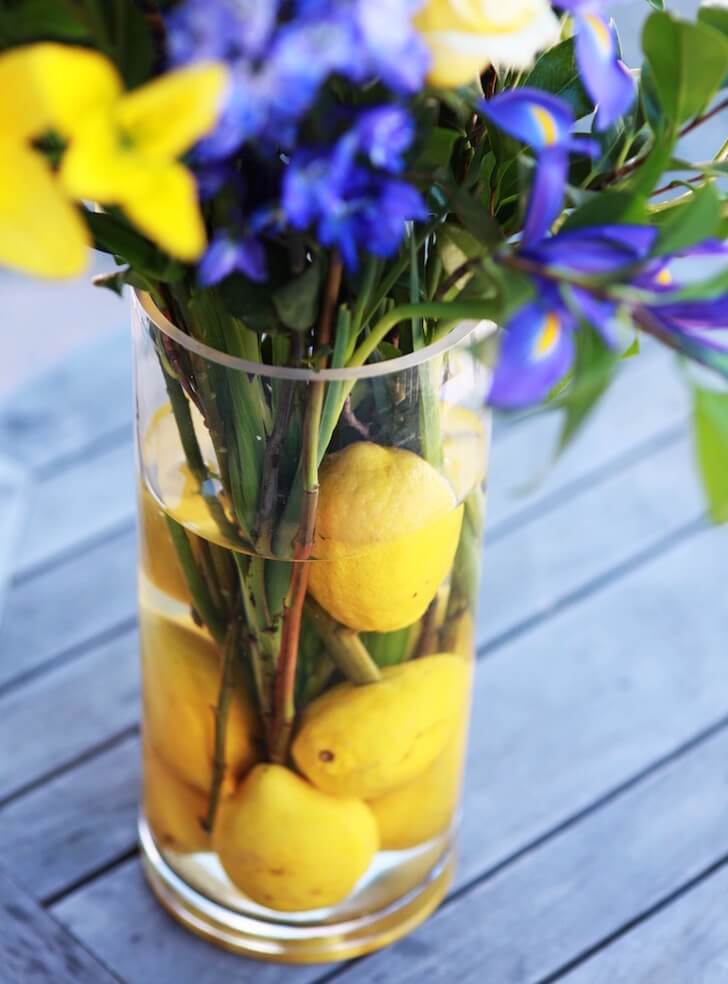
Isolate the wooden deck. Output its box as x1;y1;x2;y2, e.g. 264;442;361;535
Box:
0;323;726;983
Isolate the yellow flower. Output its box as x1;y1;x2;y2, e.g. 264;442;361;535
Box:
31;45;228;261
0;46;90;279
415;0;561;88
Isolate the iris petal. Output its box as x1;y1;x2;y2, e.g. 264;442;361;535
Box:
522;145;568;245
574;13;634;130
489;302;576;408
479;89;573;148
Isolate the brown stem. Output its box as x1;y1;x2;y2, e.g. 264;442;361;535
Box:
203;619;239;833
268;253;343;762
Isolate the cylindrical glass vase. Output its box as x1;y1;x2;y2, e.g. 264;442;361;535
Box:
132;291;493;962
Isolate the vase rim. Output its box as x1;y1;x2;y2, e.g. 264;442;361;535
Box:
135;290;496;383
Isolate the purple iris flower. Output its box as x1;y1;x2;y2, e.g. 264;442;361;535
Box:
166;0;279;64
489;299;577;408
554;1;635;130
490;226;728;408
198;233;267;286
480;89;597;243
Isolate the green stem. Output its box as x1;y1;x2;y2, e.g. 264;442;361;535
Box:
164;516;226;644
203;620;239;834
361;218;441;328
305;599;381;684
347;300;500;369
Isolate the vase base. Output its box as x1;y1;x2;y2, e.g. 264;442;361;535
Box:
139;818;453;964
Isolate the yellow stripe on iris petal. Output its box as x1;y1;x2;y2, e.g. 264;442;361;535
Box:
531;105;558;145
584;14;612;55
532;312;561;359
656;268;673;286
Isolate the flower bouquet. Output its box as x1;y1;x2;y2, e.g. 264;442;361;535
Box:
2;0;727;963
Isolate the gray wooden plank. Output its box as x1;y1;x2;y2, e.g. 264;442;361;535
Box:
487;347;688;531
15;440;134;580
560;863;728;984
0;734;140;902
0;628;138;802
476;432;702;647
0;868;119;984
0;328;131;473
50;525;728;982
332;715;728;984
0;528;136;690
54;860;322;984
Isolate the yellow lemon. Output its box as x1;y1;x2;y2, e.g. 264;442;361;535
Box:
309;442;463;633
415;0;560;88
441;404;489;502
292;653;469;799
143;742;210;854
140;611;259;795
138;485;190;603
213;764;378;911
369;715;469;850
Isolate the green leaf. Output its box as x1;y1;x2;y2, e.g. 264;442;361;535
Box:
524;38;593;119
0;0;88;45
451;188;503;248
645;0;664;9
642;12;728;124
562;190;647;231
693;386;728;522
699;4;728;41
654;181;724;254
218;276;276;334
85;209;185;283
555;322;618;455
272;260;323;331
415;127;460;171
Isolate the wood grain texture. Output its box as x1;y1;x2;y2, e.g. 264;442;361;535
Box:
53;861;323;984
476;433;702;648
487;347;687;532
334;718;728;984
0;628;138;802
0;329;131;473
0;735;140;902
15;440;134;580
0;529;136;690
561;862;728;984
0;869;119;984
49;525;728;982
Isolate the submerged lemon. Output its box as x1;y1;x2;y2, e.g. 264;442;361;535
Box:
138;485;190;603
309;442;463;633
441;404;489;502
214;764;378;911
141;612;259;795
143;742;210;854
369;715;469;850
292;653;469;799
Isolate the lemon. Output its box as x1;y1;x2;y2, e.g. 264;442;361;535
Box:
138;485;190;603
368;715;469;850
143;742;210;854
441;404;489;502
214;764;378;911
309;442;463;633
292;653;469;799
140;610;260;795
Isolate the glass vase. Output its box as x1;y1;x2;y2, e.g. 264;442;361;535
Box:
132;291;493;962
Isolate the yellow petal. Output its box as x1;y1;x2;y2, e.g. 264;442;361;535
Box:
27;43;122;136
0;141;89;278
60;109;149;202
117;63;229;160
0;46;49;139
121;162;206;261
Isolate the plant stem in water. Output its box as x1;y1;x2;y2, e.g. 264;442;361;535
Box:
203;619;239;834
305;599;381;684
164;516;227;644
